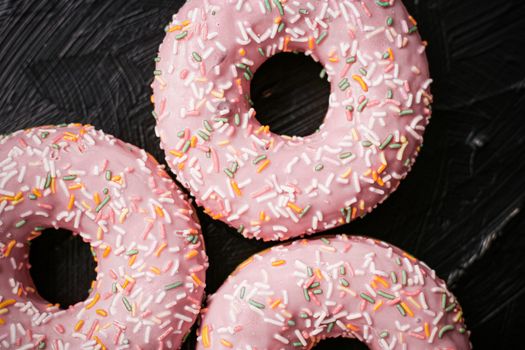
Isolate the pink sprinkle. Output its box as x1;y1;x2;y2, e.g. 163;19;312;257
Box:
340;63;351;77
180;69;189;80
210;147;220;173
142;221;154;240
37;203;53;210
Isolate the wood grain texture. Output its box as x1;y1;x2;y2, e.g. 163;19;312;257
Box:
1;0;525;348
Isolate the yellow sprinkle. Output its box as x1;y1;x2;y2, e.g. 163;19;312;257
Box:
373;300;384;311
96;309;108;317
230;180;242;197
119;208;129;223
0;309;8;315
314;268;323;280
67;194;75;211
210;90;224;99
4;240;16;257
407;296;421;309
149;266;161;275
85;293;100;310
351;128;359;141
340;167;352;179
191;273;203;286
154;205;164;218
400;302;414;317
68;183;83;191
185;250;198;260
102;245;111;258
236;257;253;272
346;323;359;331
0;299;16;309
74;320;84;331
352;74;369;92
220;339;233;348
287;202;303;214
217;140;230;146
256;159;270;173
202;325;211;348
182;20;191;27
270;299;282;309
271;260;286;267
81;201;92;211
169;150;183;158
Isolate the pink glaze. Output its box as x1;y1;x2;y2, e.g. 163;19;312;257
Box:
0;124;208;349
197;235;470;349
152;0;433;241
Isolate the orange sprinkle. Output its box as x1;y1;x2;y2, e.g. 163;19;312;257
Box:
128;254;137;267
400;302;414;317
287;202;302;214
408;15;418;26
85;293;100;309
237;257;253;272
191;273;203;286
182;20;191;26
168;25;182;32
274;16;281;24
230;180;242;196
32;188;42;197
67;194;75;211
352;75;369;92
94;336;107;350
328;56;339;63
169;150;183;158
259;211;266;221
202;325;211;348
154;205;164;218
377;163;387;174
388;48;394;61
93;192;101;205
150;266;161;275
374;276;390;288
283;35;291;52
314;268;323;280
185;250;198;260
256;159;270;173
190;135;197;148
74;320;84;332
424;322;430;338
102;245;111;258
0;299;16;309
220;339;233;348
373;300;384;311
111;175;122;183
68;183;83;191
96;309;108;317
271;260;286;267
270;299;282;309
308;36;315;50
178;162;185;170
346;323;359;331
4;240;16;257
239;48;246;56
340;167;352;179
119;208;128;223
403;252;417;262
155;242;168;257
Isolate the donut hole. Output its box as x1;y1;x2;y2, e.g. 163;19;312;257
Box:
250;52;330;137
29;228;97;309
312;337;369;349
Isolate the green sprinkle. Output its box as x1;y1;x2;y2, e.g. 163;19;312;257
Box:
293;342;302;347
287;320;296;326
112;282;117;294
126;249;139;256
357;98;369;112
441;293;447;309
231;161;239;172
459;327;466;334
277;22;285;33
303;288;311;301
41;131;49;139
321;237;331;245
248;299;265;309
386;17;394;26
95;196;111;213
339;266;346;275
264;0;271;11
253;155;267;164
307;267;313;277
327;322;334;333
340;278;349;287
38;341;46;349
300;312;308;319
15;220;26;228
243;72;252;81
240;287;246;299
203;120;213;132
235;63;247;69
360;293;375;304
359;68;367;76
383;52;391;60
387;89;393;99
299;8;309;15
44;172;52;189
338;78;349;88
445;302;457;312
258;47;265;57
408;26;418;34
103;188;109;195
122;296;132;312
438;325;454;339
380;331;389;338
29;194;37;200
400;109;414;116
34;226;45;231
339;152;352;159
361;140;373;147
346;105;354;111
319;68;326;79
315;31;328;45
401;270;407;286
299;204;311;218
237;224;244;234
379;134;393;149
154;56;160;62
312;289;323;295
175;31;188;40
314;164;324;172
377;290;395;300
404;158;411;167
375;0;391;7
165;281;183;290
234;113;241;126
63;175;77;181
224;168;234;178
346;56;356;64
105;170;112;181
197;130;210;141
396;304;406;316
309;282;320;289
389;143;402;149
273;0;284;15
177;130;185;138
182;140;191;153
245;66;253;77
51;143;60;150
153;70;162;76
192;52;202;62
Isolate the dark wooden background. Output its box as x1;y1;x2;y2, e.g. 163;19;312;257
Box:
1;0;525;348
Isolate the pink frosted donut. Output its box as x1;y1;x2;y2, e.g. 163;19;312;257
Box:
0;124;207;349
196;235;470;349
152;0;433;240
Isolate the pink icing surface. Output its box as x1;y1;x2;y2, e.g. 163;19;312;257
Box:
0;124;208;349
152;0;433;241
197;235;470;349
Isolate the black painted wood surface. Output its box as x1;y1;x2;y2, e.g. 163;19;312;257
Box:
1;0;525;348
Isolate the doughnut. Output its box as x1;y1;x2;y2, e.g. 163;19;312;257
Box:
0;124;208;349
196;235;470;349
152;0;433;240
